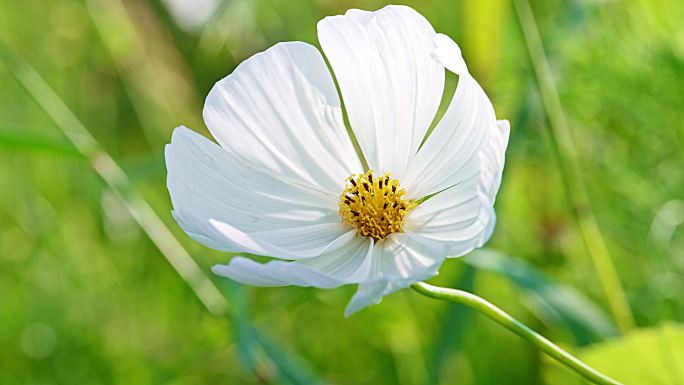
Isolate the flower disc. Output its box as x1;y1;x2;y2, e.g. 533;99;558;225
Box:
339;171;415;241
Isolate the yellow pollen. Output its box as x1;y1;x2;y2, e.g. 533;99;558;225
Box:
339;170;415;241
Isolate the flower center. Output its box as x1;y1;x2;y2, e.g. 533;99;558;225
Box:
339;171;415;241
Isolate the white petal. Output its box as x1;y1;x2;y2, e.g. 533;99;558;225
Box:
207;220;357;259
166;127;351;259
431;33;468;75
345;233;445;316
404;183;489;258
479;120;510;206
403;119;509;256
318;5;444;178
403;36;496;198
213;257;346;288
473;119;510;246
203;41;362;194
405;173;481;239
297;236;374;282
213;236;373;288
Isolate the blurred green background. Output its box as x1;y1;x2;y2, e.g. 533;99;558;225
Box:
1;0;683;384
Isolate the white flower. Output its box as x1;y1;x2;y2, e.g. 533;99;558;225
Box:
165;5;509;316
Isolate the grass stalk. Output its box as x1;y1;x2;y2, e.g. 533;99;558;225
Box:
512;0;635;332
4;49;229;317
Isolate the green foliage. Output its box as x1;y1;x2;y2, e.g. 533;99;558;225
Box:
544;323;684;385
1;0;683;384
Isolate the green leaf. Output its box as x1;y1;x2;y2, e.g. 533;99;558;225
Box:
544;323;684;385
0;127;82;157
464;249;618;345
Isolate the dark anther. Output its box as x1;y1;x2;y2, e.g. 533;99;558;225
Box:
383;202;388;209
368;174;373;184
392;185;397;193
350;179;357;187
351;211;359;216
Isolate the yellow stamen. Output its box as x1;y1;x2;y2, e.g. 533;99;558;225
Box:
339;170;415;241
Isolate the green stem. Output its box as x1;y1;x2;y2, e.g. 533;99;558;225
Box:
512;0;635;332
411;282;623;385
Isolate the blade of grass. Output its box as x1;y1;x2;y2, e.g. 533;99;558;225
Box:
256;331;326;385
512;0;635;332
0;127;82;158
425;265;477;385
85;0;204;143
2;46;229;316
2;46;325;384
219;279;328;385
465;250;618;345
220;281;260;372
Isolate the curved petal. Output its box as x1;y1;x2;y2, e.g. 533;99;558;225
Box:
203;41;362;194
213;236;374;288
479;120;510;206
403;35;496;198
402;177;489;258
474;119;510;246
345;233;445;316
404;171;482;242
213;257;345;288
166;127;352;259
431;33;468;76
403;119;510;257
296;236;374;282
318;5;444;178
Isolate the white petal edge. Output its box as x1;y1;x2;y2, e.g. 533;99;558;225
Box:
318;5;444;179
479;120;510;207
474;119;510;247
431;33;468;75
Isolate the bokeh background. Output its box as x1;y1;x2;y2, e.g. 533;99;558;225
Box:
1;0;683;384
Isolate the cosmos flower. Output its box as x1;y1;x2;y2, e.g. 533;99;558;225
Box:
165;5;509;316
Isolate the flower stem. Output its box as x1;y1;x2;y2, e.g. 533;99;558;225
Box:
411;282;622;385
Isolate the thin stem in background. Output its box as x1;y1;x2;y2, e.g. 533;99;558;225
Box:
411;282;623;385
512;0;635;332
4;51;229;317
